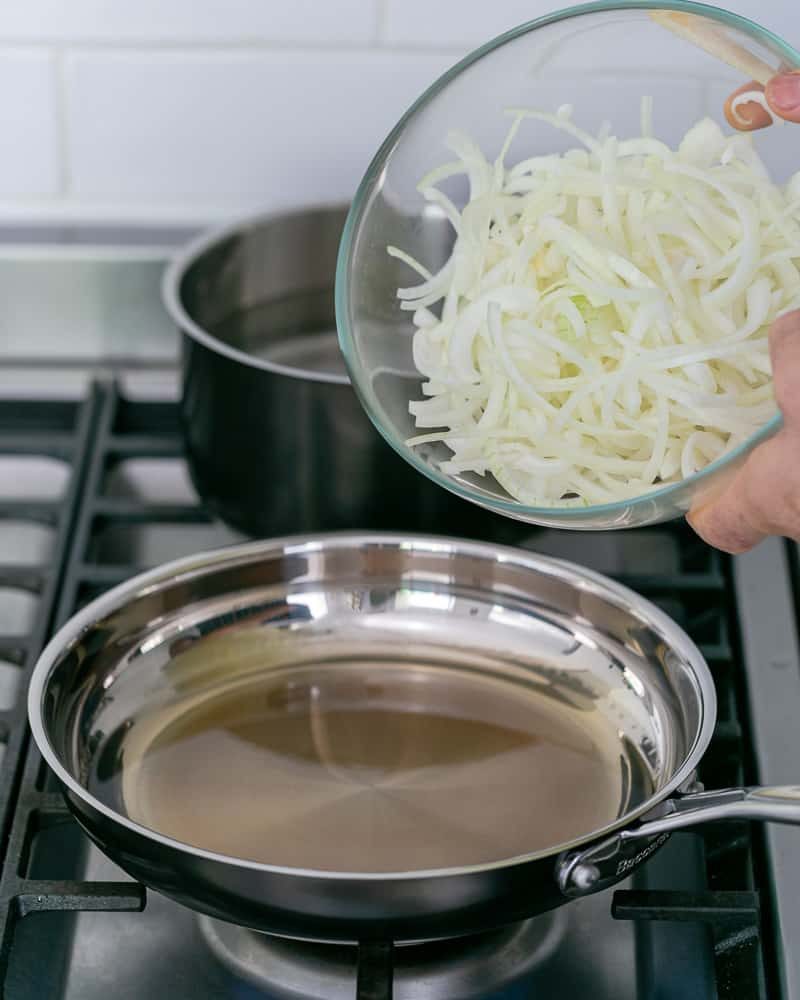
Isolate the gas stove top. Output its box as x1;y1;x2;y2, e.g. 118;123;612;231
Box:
0;243;798;1000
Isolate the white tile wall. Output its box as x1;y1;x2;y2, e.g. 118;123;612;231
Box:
384;0;550;47
0;50;59;198
0;0;795;224
384;0;797;48
0;0;378;44
65;49;454;208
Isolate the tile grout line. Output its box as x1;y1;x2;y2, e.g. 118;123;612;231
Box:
0;39;743;75
0;37;465;55
374;0;389;46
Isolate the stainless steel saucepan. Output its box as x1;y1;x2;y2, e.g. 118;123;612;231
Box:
28;534;800;945
162;206;512;541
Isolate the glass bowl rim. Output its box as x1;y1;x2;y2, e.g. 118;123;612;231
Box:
335;0;796;521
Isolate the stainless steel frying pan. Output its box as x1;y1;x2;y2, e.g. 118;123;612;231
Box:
27;534;800;945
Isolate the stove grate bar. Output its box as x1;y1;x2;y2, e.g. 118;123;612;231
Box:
0;638;29;661
0;567;48;593
613;889;760;924
356;942;394;1000
0;385;111;982
0;502;59;523
104;434;183;457
604;572;726;592
14;880;146;917
0;433;76;459
91;499;212;522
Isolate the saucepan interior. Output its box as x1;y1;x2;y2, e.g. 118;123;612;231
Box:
30;534;713;883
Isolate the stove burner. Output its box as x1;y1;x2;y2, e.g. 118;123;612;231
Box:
199;913;566;1000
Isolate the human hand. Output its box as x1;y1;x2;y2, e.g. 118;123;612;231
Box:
687;310;800;553
725;70;800;129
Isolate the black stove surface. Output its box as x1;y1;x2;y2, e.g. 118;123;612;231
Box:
0;380;789;1000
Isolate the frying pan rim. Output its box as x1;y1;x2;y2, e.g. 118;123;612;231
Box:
28;531;716;883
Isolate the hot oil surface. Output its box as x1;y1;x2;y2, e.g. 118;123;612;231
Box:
115;662;643;872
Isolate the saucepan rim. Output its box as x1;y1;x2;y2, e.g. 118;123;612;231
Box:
27;532;716;882
161;202;351;387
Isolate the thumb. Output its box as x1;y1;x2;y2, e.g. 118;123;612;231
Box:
766;71;800;123
687;432;783;553
687;309;800;553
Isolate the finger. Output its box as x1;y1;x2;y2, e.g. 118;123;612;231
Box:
769;309;800;426
724;81;772;131
687;481;768;554
688;311;800;553
765;71;800;123
687;431;788;555
688;428;800;553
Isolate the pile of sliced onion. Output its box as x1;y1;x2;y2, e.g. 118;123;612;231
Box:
390;101;800;506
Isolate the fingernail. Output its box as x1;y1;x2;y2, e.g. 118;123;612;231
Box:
768;71;800;113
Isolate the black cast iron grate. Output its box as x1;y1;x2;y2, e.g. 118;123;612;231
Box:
0;379;775;999
611;533;770;999
0;386;146;977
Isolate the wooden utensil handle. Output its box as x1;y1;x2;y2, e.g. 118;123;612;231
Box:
649;10;776;86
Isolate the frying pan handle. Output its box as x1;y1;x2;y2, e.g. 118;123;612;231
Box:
557;785;800;898
622;785;800;838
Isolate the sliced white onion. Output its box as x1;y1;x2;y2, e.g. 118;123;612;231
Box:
390;99;793;506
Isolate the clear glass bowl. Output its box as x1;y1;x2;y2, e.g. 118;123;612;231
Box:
336;1;799;530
